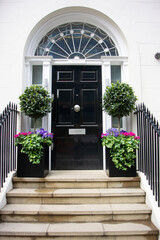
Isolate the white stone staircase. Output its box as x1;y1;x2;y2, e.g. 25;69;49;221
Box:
0;170;158;239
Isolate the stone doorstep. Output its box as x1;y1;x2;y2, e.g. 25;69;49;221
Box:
6;188;145;198
0;203;151;216
0;222;158;236
12;172;141;190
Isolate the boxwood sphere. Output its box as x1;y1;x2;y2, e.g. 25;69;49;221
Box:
19;85;53;119
102;81;137;118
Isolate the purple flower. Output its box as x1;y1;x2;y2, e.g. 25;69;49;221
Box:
107;128;119;137
102;128;120;138
120;130;127;134
36;128;53;139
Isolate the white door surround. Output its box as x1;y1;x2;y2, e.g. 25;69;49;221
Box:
24;8;128;170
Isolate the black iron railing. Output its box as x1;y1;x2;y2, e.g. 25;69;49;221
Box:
0;103;18;192
136;104;160;207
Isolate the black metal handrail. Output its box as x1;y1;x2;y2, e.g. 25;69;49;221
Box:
136;104;160;207
0;102;18;192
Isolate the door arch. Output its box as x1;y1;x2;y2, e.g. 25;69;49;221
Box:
25;9;127;57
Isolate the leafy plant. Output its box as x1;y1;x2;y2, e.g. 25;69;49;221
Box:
102;81;137;132
19;85;53;132
101;128;140;171
15;129;53;164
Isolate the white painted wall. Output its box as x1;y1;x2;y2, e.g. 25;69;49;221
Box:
0;171;16;210
138;171;160;239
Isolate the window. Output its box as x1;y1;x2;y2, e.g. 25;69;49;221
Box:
111;65;121;84
32;65;42;84
31;65;43;129
31;118;42;130
111;65;122;128
35;22;119;59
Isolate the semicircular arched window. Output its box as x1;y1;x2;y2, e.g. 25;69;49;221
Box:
35;22;119;59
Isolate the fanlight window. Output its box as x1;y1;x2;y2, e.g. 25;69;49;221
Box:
35;22;119;59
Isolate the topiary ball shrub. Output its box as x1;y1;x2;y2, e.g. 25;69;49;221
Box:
19;85;53;132
102;81;137;132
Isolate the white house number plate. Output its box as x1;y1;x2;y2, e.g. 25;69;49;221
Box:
69;129;86;135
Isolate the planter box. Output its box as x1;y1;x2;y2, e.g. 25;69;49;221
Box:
106;148;137;177
17;145;49;178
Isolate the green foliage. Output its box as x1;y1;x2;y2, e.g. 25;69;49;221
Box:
15;133;53;164
19;85;53;120
102;133;140;171
102;81;137;118
17;85;53;163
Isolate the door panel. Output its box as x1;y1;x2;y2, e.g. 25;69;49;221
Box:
52;66;102;170
57;89;73;124
81;89;97;124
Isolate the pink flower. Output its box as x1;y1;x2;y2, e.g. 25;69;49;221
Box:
128;132;135;136
121;132;129;136
135;136;140;140
28;132;32;134
101;133;107;138
21;132;27;135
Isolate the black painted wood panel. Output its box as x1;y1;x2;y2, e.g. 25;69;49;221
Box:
52;66;102;170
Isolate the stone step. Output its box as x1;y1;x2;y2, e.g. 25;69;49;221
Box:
7;188;145;204
0;221;158;240
13;176;140;189
0;203;151;223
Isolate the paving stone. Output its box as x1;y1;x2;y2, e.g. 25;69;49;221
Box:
0;204;41;215
7;188;54;197
53;188;101;197
110;204;151;214
39;204;112;215
99;188;145;196
0;222;49;236
102;221;158;236
45;170;108;181
48;222;104;236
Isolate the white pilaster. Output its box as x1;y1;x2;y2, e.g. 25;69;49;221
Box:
122;61;128;83
102;61;111;170
22;61;32;131
42;60;52;131
122;61;129;130
43;60;52;170
102;61;112;132
24;61;32;88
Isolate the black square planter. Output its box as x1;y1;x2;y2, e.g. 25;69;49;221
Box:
17;145;49;178
106;148;137;177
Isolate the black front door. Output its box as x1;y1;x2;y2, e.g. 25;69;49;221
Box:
52;66;102;170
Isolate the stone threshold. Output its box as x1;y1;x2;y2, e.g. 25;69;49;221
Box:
13;170;140;182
